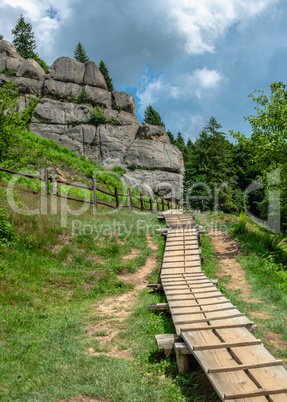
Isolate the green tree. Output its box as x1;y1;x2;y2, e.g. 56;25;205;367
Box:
0;81;25;162
184;117;237;212
11;14;37;59
166;130;175;144
99;60;114;91
143;104;164;126
0;34;3;40
231;81;287;231
74;42;89;63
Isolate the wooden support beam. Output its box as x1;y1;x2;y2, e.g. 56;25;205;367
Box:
146;303;169;311
224;387;287;400
208;360;283;374
155;334;176;355
192;339;262;351
174;343;191;373
147;283;163;290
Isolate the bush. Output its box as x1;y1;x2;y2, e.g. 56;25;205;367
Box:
235;211;247;234
0;207;14;243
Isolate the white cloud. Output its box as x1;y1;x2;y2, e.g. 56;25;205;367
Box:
137;67;223;116
166;0;279;54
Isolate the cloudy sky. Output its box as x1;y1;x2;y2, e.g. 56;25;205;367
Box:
1;0;287;142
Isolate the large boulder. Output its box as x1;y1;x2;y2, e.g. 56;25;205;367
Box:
137;122;169;142
0;40;23;74
47;57;85;85
99;124;139;168
112;90;136;114
124;139;184;173
32;98;91;125
122;170;182;200
84;85;111;107
120;174;154;197
83;61;107;89
0;73;43;95
17;58;46;80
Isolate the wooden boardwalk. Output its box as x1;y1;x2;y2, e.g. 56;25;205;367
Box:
160;212;287;402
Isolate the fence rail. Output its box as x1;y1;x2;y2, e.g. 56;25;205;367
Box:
0;167;180;212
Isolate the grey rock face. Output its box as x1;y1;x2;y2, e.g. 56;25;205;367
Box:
83;61;107;89
85;85;111;107
124;139;184;173
43;79;82;101
17;58;46;80
120;174;154;197
112;90;136;114
0;40;184;200
47;57;85;85
122;170;182;200
99;124;139;167
0;40;23;74
138;122;170;142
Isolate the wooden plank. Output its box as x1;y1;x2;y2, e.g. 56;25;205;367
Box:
169;300;232;308
174;313;245;325
180;323;252;332
224;387;287;400
192;340;262;351
171;306;238;316
166;293;225;301
208;360;283;374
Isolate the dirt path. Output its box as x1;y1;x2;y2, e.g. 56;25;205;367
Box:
87;236;158;359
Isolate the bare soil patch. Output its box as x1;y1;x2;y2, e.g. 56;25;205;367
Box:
210;231;261;302
87;238;158;359
122;247;141;261
265;332;287;350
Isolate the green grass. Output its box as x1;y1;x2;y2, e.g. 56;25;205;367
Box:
0;190;220;401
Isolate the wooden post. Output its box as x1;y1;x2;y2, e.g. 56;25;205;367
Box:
174;343;190;374
149;197;153;212
44;168;49;196
92;178;97;211
156;198;159;212
115;187;119;209
129;188;133;211
140;194;144;211
51;178;58;196
161;198;164;211
168;200;170;210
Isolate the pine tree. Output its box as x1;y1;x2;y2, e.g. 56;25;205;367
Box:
11;14;37;59
99;60;114;91
144;104;164;126
0;34;3;40
74;42;89;63
166;130;175;144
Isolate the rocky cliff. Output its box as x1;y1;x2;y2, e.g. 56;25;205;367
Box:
0;40;184;200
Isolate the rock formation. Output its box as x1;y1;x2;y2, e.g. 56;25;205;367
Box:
0;40;184;200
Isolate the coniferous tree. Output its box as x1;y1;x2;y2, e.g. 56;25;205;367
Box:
166;130;175;144
99;60;114;91
74;42;89;63
144;104;164;126
0;34;3;40
11;14;37;59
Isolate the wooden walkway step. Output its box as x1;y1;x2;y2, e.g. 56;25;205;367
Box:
158;211;287;402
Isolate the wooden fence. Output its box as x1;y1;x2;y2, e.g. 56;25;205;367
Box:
0;167;180;212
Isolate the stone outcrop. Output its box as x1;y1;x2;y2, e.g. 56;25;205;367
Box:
0;40;184;200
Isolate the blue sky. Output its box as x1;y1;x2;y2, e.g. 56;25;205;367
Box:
1;0;287;143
